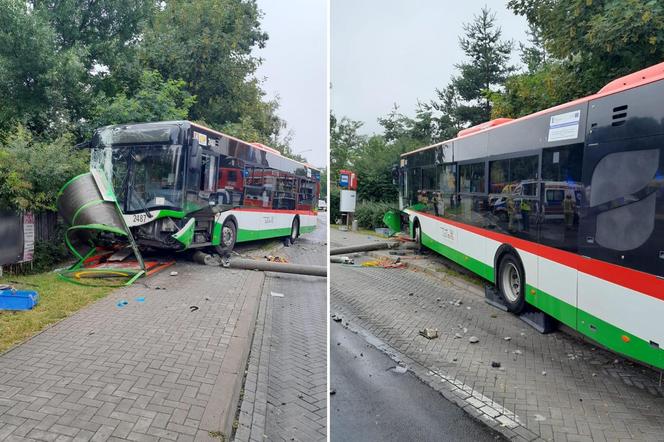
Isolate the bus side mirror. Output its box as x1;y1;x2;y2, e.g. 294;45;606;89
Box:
189;139;201;170
391;166;399;185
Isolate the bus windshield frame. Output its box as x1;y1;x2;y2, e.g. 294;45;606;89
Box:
91;144;186;214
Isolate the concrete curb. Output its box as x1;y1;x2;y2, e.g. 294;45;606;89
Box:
199;272;266;440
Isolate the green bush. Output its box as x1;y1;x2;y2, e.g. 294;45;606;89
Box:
354;201;398;230
330;187;341;223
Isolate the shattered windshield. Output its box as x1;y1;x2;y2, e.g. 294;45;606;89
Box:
91;145;185;213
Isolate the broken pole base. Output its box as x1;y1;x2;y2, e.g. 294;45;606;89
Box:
484;284;557;334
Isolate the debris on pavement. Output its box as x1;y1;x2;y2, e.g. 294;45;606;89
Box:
135;297;145;303
330;256;354;264
541;370;547;376
170;271;178;276
534;414;547;422
361;258;405;269
513;350;522;355
504;336;511;341
270;292;285;298
391;365;408;374
330;389;336;395
332;314;343;322
491;361;501;368
189;305;199;312
469;336;480;343
419;328;439;339
116;300;128;308
454;333;463;339
265;255;289;263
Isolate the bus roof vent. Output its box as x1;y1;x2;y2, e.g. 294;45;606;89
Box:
598;61;664;95
251;142;282;155
457;118;513;138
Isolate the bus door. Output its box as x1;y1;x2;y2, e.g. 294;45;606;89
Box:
186;146;218;211
407;167;421;207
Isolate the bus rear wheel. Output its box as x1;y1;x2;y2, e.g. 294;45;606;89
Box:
214;219;236;255
497;252;526;313
285;217;299;246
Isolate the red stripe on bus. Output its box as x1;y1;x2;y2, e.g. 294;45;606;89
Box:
413;210;664;302
233;208;316;216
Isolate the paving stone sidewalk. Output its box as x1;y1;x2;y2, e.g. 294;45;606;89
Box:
235;219;327;442
0;262;264;441
330;228;664;442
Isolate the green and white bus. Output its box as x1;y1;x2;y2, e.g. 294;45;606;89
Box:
73;120;319;255
399;62;664;369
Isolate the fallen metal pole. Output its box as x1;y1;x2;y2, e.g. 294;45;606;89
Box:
192;250;221;266
226;258;327;277
330;242;400;256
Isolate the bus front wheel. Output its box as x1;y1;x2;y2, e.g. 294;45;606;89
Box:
285;217;299;246
214;219;236;255
497;252;526;314
414;222;423;252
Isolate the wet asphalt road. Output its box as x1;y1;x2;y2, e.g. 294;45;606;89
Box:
330;321;503;442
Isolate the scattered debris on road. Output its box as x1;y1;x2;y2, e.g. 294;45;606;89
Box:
116;300;128;308
270;292;285;298
189;305;199;312
265;255;288;263
361;258;405;269
330;256;354;264
332;314;343;322
469;336;480;343
491;361;501;368
504;336;511;341
170;271;178;276
419;328;439;339
135;297;145;303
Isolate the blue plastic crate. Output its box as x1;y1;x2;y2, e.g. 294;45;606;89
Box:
0;289;39;311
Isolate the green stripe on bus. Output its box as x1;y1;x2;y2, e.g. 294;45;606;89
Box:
527;286;663;369
525;285;577;329
421;232;663;369
421;232;493;282
236;227;291;242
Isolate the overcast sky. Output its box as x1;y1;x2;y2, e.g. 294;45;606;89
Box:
254;0;327;168
332;0;529;135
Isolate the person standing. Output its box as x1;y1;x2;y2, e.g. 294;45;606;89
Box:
563;194;575;229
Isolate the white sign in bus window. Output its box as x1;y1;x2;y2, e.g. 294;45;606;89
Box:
548;110;581;142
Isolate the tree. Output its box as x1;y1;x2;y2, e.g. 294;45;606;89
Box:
92;70;196;129
0;1;89;135
330;113;365;179
0;126;88;211
451;7;514;125
140;0;278;140
507;0;664;98
429;84;465;141
520;23;547;73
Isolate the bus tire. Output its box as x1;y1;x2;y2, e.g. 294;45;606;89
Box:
286;217;299;246
497;252;526;314
214;219;236;254
413;220;423;252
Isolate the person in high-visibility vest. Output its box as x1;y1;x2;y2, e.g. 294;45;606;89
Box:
563;194;575;229
520;198;531;232
507;196;517;232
